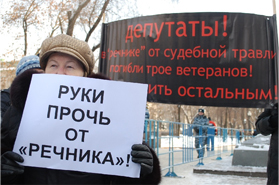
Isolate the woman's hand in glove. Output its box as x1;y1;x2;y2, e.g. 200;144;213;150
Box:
1;151;24;176
131;144;153;177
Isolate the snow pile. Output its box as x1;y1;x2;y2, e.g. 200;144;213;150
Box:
234;134;270;151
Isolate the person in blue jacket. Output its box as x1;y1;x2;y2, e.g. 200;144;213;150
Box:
192;109;209;158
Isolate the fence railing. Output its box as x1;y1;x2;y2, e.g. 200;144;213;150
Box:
143;119;254;177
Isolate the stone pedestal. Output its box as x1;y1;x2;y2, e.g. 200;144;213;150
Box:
232;134;270;167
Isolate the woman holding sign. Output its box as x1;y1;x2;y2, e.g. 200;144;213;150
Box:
1;34;161;184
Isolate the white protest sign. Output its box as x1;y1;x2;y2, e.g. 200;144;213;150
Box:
13;74;148;178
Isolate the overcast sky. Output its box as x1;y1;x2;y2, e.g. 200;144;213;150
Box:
0;0;278;61
137;0;275;16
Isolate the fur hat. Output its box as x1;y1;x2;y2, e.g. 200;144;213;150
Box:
39;34;94;76
16;55;41;76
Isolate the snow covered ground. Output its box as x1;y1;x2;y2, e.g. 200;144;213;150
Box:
158;134;270;185
159;154;267;185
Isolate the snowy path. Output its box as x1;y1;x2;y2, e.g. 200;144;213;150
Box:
159;154;267;185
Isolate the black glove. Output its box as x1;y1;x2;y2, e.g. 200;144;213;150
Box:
1;151;24;177
131;144;153;177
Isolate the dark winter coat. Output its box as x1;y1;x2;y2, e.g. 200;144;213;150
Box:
192;115;209;135
1;88;11;120
255;103;278;185
1;69;161;185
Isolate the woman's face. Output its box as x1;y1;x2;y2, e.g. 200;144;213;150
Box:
45;53;85;77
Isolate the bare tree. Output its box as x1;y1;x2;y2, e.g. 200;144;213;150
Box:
35;0;70;55
144;102;262;136
3;0;138;60
78;0;139;56
66;0;91;36
84;0;110;42
2;0;43;56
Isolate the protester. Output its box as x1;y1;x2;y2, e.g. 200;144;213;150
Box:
255;102;278;185
192;108;209;158
1;55;42;120
1;34;161;184
207;117;216;151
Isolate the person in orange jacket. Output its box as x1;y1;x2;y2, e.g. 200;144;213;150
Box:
207;117;217;151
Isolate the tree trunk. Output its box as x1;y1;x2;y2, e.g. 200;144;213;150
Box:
85;0;110;42
23;19;28;56
66;0;91;36
224;107;228;128
92;43;100;52
172;105;180;136
181;106;190;124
